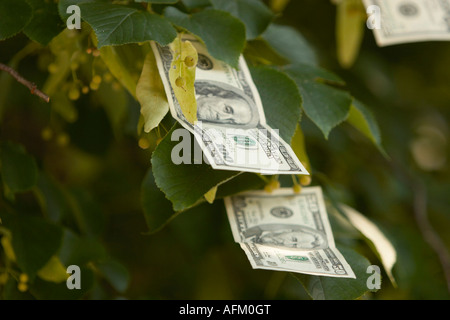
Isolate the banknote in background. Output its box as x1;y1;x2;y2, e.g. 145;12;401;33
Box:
151;35;308;175
224;187;356;278
364;0;450;46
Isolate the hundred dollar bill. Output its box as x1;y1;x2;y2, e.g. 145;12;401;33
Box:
363;0;450;46
224;187;356;278
151;35;308;175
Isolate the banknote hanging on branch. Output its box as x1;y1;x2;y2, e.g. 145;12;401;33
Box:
363;0;450;46
224;187;356;278
151;34;309;175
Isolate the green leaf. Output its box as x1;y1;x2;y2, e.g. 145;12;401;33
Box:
58;229;107;266
95;260;130;293
3;214;63;278
135;0;178;3
141;168;177;233
181;0;210;10
37;256;68;283
293;246;372;300
347;99;386;154
58;0;100;21
215;172;265;199
244;39;288;66
151;123;240;212
69;189;106;237
249;66;302;142
141;166;248;233
78;2;177;47
164;7;246;68
168;36;199;124
210;0;274;40
0;142;38;194
36;173;72;223
0;0;32;40
285;64;352;138
336;0;366;68
137;51;170;133
23;0;65;46
263;24;318;66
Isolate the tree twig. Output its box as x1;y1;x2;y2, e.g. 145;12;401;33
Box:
412;180;450;293
388;159;450;293
0;63;50;103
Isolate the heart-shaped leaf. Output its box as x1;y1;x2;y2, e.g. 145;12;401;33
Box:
79;2;177;47
286;64;352;138
164;7;246;68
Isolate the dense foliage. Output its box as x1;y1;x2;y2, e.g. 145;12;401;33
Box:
0;0;449;300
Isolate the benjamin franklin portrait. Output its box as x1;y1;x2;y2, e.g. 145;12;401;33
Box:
194;80;260;128
242;224;328;250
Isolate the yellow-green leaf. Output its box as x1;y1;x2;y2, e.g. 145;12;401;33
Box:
96;79;128;138
100;45;141;99
136;51;170;133
291;124;311;174
336;0;366;68
43;30;75;96
168;36;198;124
51;92;78;123
204;186;218;204
37;255;68;283
1;235;16;262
